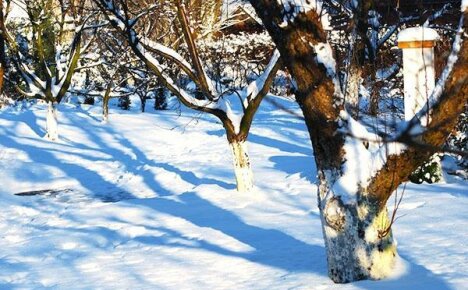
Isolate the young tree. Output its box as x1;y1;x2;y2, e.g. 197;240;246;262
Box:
1;0;94;140
95;0;281;192
248;0;467;283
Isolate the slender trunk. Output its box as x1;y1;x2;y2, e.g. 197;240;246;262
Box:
318;178;397;283
346;63;362;117
229;141;254;192
45;101;59;141
102;83;111;122
141;95;146;112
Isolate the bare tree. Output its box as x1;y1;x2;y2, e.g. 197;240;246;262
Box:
95;0;281;192
248;0;467;283
2;0;96;140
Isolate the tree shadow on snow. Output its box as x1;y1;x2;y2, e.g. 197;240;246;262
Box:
269;155;317;183
65;115;235;195
0;108;46;138
126;192;327;274
152;162;235;192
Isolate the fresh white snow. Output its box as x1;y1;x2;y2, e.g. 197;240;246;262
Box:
397;27;440;42
0;99;466;289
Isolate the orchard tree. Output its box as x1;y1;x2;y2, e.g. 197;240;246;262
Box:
1;0;95;140
95;0;281;192
249;0;467;283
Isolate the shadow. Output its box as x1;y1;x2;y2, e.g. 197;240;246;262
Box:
0;102;457;288
127;192;327;274
0;108;46;138
0;133;134;201
206;129;312;156
87;123;233;196
405;182;468;198
270;155;317;183
249;133;312;155
152;162;235;191
0;257;32;288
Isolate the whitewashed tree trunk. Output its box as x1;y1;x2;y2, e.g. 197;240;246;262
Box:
102;96;109;122
318;179;397;283
230;141;254;192
45;101;59;141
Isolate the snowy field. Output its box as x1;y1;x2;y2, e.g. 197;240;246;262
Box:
0;99;466;289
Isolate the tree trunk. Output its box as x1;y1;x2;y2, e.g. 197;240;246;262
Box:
229;141;254;192
140;95;146;112
45;101;59;141
102;83;111;122
345;63;362;117
318;180;397;283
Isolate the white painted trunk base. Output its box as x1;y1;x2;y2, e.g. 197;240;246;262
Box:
230;141;254;192
319;183;397;283
45;102;59;141
102;99;109;123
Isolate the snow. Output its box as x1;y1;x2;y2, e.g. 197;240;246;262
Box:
246;49;281;103
397;27;440;42
314;42;337;77
277;0;330;29
334;111;407;204
0;99;466;289
430;16;464;108
462;0;468;12
279;0;322;20
7;1;28;19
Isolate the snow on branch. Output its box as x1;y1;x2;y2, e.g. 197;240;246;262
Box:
245;49;281;105
334;111;406;204
278;0;329;28
99;1;223;113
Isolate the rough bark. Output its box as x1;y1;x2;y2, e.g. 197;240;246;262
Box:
345;0;373;117
318;178;397;283
230;141;254;192
102;83;112;122
248;1;344;173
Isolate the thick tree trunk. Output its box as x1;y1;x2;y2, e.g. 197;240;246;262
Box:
229;141;253;192
45;101;59;141
318;179;397;283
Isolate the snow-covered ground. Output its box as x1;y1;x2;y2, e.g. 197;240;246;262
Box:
0;99;466;289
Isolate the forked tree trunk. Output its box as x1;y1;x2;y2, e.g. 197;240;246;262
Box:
229;141;254;192
318;181;397;283
45;101;59;141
